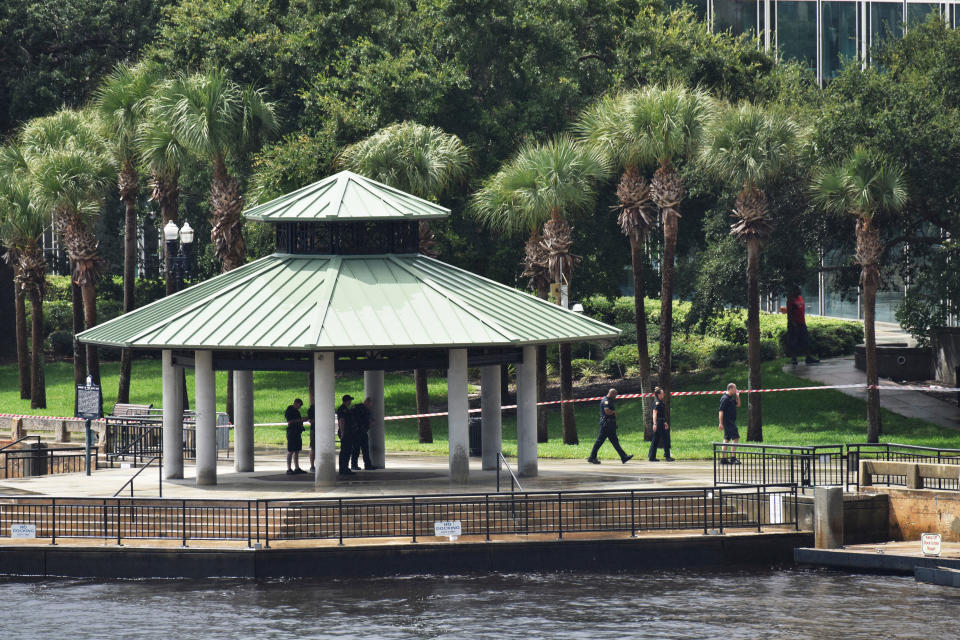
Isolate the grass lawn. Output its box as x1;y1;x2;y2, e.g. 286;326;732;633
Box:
2;358;958;459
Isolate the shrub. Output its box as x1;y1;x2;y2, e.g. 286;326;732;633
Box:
759;338;781;361
601;344;638;378
47;330;74;357
612;296;636;324
706;342;748;369
582;294;614;324
571;358;600;381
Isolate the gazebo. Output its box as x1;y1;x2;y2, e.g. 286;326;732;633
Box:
78;171;618;486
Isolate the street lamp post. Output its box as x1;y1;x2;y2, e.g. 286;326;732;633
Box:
163;220;195;291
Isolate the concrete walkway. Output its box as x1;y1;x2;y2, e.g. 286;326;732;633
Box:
0;451;719;499
786;356;960;432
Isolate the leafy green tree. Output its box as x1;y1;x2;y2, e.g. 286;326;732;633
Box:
20;108;112;384
701;102;802;442
0;177;49;407
472;135;609;445
339;121;470;444
94;61;159;403
811;148;907;443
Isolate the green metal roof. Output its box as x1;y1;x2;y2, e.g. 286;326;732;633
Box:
77;254;619;350
244;171;450;222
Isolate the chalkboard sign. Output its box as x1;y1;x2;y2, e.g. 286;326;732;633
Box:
75;383;102;419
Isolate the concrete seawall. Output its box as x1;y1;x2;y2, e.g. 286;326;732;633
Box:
0;532;811;579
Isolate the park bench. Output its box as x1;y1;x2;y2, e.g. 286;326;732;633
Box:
110;403;153;416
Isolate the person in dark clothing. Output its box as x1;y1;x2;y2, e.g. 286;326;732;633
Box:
336;395;356;475
307;403;316;473
717;383;741;464
586;388;633;464
648;387;675;462
781;285;819;365
285;398;307;475
350;397;376;470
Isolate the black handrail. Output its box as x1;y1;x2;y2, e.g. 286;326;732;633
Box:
496;451;523;493
0;435;41;453
107;430;154;467
112;455;162;498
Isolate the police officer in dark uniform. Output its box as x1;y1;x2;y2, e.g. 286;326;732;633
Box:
285;398;307;475
336;395;356;475
350;397;376;470
648;387;675;462
586;388;634;464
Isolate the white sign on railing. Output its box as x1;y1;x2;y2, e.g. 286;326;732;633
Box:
921;532;942;557
434;520;462;540
769;494;784;524
10;523;36;538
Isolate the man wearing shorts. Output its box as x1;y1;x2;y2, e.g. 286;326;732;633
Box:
285;398;307;474
718;383;741;465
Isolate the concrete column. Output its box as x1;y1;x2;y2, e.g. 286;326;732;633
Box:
233;369;254;472
313;352;337;487
516;344;538;477
194;350;217;486
480;364;502;470
814;486;844;549
447;348;469;484
162;349;184;480
364;369;386;468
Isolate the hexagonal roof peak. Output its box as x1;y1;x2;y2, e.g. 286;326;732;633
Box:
244;170;450;223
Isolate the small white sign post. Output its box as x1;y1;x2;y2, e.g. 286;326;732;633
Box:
769;494;784;525
921;532;942;557
434;520;462;541
11;523;37;539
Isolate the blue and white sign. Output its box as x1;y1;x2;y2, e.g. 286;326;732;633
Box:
434;520;462;538
11;523;36;538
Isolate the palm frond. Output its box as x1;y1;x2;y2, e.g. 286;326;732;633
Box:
94;61;159;162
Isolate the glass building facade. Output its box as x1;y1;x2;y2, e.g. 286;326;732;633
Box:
702;0;959;83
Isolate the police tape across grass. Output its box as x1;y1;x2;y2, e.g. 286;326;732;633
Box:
0;359;955;460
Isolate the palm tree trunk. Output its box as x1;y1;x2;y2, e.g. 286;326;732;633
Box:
863;277;881;442
71;280;85;385
28;287;46;409
81;280;99;384
746;237;763;442
630;236;654;440
658;211;679;412
560;343;577;444
117;163;138;404
15;285;30;399
537;345;548;442
211;158;246;272
415;369;432;443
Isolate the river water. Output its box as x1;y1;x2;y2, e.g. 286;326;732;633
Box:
1;568;956;639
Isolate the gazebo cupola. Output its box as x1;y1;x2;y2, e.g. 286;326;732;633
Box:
245;170;447;255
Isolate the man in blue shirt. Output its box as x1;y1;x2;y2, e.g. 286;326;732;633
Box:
717;383;741;464
586;388;633;464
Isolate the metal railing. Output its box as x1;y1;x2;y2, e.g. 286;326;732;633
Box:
113;455;163;498
0;484;798;547
1;437;98;480
713;442;960;492
713;443;845;489
496;451;523;493
846;443;960;491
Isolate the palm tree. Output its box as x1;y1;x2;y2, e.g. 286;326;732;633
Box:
158;69;277;418
339;121;470;444
811;148;907;442
21;109;112;384
472;135;609;445
701;102;802;442
0;144;32;400
576;93;660;439
0;177;49;408
137;85;190;297
617;84;712;414
159;70;278;273
95;62;159;404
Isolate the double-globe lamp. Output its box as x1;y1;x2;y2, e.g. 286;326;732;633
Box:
163;220;195;290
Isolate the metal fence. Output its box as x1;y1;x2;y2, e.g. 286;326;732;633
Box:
1;447;98;479
846;443;960;491
0;484;798;547
714;442;960;492
713;444;845;489
102;416;232;463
